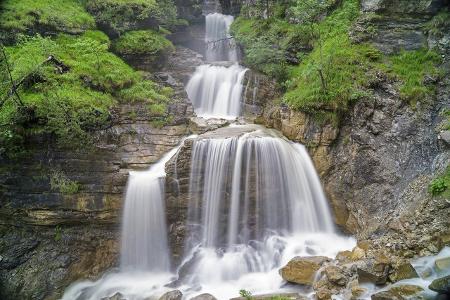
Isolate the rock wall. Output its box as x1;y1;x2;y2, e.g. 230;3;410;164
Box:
257;0;450;256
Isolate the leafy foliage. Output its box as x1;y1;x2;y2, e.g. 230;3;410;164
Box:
114;30;174;56
0;0;95;37
239;289;253;300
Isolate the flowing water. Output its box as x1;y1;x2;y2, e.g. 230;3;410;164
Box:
205;13;238;62
186;64;247;119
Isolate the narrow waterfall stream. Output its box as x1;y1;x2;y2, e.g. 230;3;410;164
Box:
62;4;356;300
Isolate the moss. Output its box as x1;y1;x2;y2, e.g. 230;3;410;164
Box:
114;30;174;56
0;0;95;36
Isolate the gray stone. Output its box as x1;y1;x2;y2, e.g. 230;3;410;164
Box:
159;290;183;300
189;293;217;300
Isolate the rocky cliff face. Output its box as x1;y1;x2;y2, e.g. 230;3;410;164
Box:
257;0;450;256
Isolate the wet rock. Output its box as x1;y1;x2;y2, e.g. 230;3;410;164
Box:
159;290;183;300
435;257;450;272
190;293;217;300
230;292;307;300
280;256;330;286
324;265;348;286
429;275;450;294
357;259;390;285
371;285;424;300
102;292;126;300
389;262;419;282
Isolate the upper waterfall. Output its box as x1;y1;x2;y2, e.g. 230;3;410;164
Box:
205;13;238;62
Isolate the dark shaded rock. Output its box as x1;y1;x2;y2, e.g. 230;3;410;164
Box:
159;290;183;300
357;260;390;285
429;275;450;294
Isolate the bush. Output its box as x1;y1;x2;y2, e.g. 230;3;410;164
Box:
114;30;174;56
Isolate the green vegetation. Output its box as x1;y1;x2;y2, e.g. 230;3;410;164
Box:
231;0;442;121
114;30;174;56
85;0;180;35
239;289;253;300
385;49;441;103
429;167;450;197
0;0;95;37
0;30;171;156
50;170;80;194
54;225;63;241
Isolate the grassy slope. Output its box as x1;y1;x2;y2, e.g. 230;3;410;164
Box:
231;0;442;121
0;0;176;156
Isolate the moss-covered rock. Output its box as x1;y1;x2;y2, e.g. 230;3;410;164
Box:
114;30;175;70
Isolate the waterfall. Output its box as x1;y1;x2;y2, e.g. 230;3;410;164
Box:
120;147;181;272
175;126;351;298
205;13;238;62
186;64;247;119
186;128;335;249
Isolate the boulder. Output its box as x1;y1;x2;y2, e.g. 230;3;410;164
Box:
324;265;348;286
230;292;307;300
357;260;390;285
280;256;330;286
429;275;450;294
190;293;217;300
435;257;450;272
371;285;424;300
389;262;419;282
102;292;126;300
159;290;183;300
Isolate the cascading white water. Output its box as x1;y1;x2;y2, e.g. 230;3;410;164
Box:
205;13;238;62
175;126;353;298
186;64;247;119
120;163;172;272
